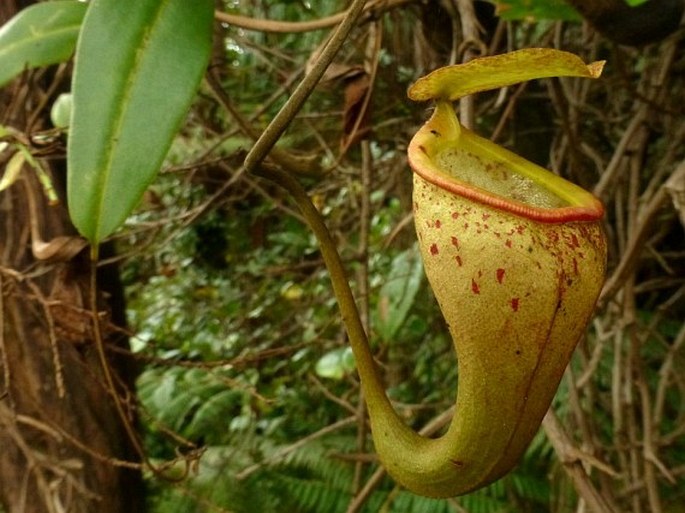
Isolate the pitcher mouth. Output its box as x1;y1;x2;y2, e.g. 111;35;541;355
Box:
408;102;604;224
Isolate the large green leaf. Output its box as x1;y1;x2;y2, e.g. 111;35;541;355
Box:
0;0;87;87
67;0;213;244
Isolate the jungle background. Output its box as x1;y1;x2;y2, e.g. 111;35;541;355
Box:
1;0;684;512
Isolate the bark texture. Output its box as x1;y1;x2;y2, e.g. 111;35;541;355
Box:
0;2;143;512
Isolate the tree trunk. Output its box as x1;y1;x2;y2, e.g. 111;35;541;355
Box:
0;2;144;512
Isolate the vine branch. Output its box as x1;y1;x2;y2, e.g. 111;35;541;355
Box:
214;0;413;34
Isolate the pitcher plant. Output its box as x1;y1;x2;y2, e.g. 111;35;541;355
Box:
354;49;607;497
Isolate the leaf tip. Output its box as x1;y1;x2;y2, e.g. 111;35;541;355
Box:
587;60;606;79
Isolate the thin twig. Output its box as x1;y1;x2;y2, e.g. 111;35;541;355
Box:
598;161;685;310
214;0;414;34
543;410;619;513
352;140;373;495
0;274;8;397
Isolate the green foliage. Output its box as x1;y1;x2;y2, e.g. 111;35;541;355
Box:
0;0;86;87
67;0;214;243
138;367;255;452
315;347;356;380
141;424;553;513
375;245;424;343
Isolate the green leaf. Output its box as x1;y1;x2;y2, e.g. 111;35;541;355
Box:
67;0;214;244
185;389;240;439
375;245;424;342
315;347;355;380
0;1;86;88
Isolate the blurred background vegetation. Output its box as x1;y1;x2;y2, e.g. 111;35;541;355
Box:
109;0;685;511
